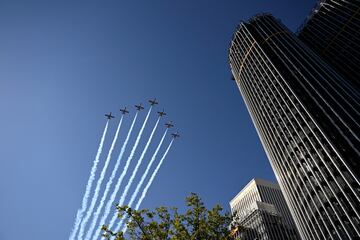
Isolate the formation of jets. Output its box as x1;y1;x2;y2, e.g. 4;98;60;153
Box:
104;98;179;138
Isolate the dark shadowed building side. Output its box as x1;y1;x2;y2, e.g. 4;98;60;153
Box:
298;0;360;90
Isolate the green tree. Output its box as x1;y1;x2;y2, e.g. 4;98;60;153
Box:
101;193;240;240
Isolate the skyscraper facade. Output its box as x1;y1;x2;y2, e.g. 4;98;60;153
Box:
229;14;360;240
230;179;300;239
298;0;360;90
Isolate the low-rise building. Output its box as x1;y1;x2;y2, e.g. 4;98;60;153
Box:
230;179;300;240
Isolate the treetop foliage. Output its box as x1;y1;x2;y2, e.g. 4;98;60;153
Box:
102;193;240;240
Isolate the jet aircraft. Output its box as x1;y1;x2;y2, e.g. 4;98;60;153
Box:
157;109;166;117
135;104;144;111
120;107;129;115
149;98;159;106
165;121;174;128
105;112;115;119
171;132;180;138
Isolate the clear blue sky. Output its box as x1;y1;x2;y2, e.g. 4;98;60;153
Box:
0;0;315;239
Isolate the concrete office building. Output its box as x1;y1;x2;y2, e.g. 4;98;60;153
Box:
230;179;300;240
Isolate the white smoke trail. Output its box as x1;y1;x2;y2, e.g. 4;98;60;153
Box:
102;107;152;232
77;117;123;240
85;113;138;240
116;129;168;230
118;139;174;233
115;117;160;218
135;139;173;210
69;121;109;240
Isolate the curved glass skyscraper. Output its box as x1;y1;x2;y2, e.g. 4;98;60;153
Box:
298;0;360;90
229;14;360;240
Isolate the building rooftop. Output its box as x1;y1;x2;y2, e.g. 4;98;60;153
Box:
229;178;280;206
